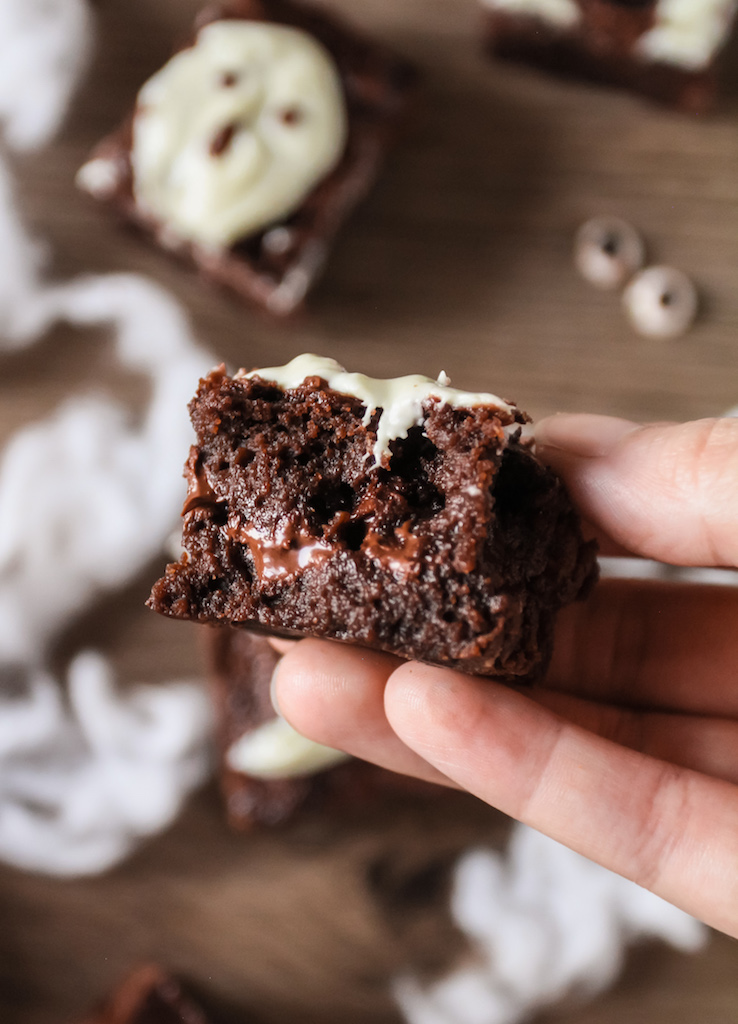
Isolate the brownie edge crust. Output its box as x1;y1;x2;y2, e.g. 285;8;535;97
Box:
149;357;598;682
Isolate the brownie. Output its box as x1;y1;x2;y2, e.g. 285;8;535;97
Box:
482;1;737;113
207;627;313;827
76;0;415;316
80;965;216;1024
150;355;598;683
206;627;442;829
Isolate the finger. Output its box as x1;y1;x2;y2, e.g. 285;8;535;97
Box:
547;578;738;716
581;520;635;558
272;639;456;788
385;662;738;938
536;415;738;567
530;689;738;785
267;637;297;655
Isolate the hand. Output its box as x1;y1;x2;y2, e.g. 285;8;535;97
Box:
271;415;738;938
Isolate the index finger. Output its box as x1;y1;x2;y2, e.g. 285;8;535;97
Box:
385;662;738;938
536;415;738;568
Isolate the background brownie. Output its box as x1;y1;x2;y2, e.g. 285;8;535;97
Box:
80;965;217;1024
76;0;416;316
206;628;443;830
482;1;737;113
150;357;598;682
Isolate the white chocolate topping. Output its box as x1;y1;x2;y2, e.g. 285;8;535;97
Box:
482;0;736;67
480;0;581;30
131;21;348;248
636;0;736;70
75;157;122;198
240;354;517;466
226;716;350;779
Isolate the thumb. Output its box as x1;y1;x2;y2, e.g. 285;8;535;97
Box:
535;414;738;568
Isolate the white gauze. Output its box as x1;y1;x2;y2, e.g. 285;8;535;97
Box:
0;266;213;661
0;0;93;151
0;236;216;873
0;8;218;874
394;824;706;1024
0;654;213;876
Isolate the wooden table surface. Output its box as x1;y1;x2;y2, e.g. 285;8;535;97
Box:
1;0;737;1021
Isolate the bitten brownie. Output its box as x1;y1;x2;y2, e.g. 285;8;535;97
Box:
80;965;217;1024
207;628;441;829
150;355;598;683
76;0;415;316
482;0;737;113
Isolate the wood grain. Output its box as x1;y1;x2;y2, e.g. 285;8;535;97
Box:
1;0;737;1021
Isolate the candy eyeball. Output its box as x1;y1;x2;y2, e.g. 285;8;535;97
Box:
623;265;698;339
574;217;645;290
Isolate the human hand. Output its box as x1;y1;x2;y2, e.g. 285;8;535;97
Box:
271;415;738;938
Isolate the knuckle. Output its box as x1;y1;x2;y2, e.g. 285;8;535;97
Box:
692;419;738;565
516;717;567;822
625;763;692;892
663;418;738;565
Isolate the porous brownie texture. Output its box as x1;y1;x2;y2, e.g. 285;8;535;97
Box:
77;0;416;315
484;3;732;113
150;368;597;682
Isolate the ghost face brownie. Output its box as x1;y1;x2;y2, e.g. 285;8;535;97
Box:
150;355;597;683
208;628;439;829
482;0;737;113
76;0;415;316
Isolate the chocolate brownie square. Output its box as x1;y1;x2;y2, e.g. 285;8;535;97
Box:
80;965;216;1024
482;0;737;113
76;0;415;316
207;628;441;829
149;355;598;683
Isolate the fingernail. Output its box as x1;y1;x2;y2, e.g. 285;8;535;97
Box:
269;661;282;716
535;413;640;458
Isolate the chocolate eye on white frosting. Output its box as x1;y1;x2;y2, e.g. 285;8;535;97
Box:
131;21;348;248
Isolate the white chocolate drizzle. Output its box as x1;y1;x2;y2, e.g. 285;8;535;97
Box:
481;0;581;30
130;21;348;247
226;716;350;779
636;0;737;71
239;354;518;466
